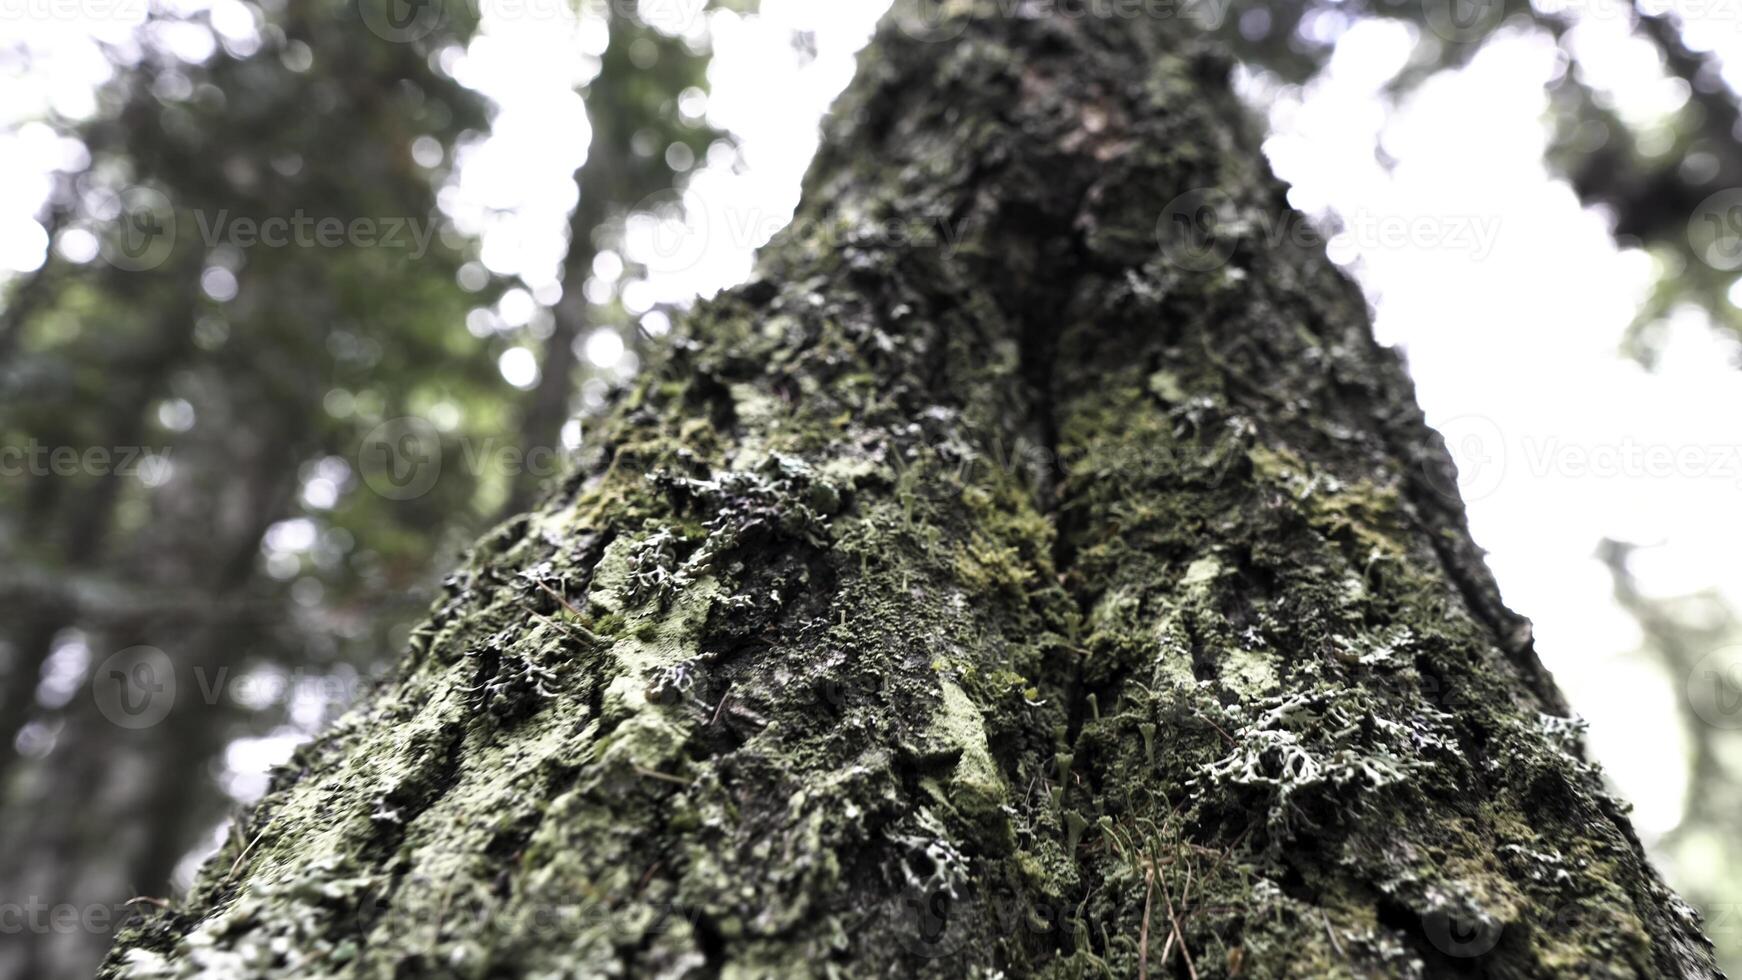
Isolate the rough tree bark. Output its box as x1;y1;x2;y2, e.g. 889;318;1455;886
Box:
102;5;1719;978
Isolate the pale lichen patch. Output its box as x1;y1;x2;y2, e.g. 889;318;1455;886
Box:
929;677;1009;828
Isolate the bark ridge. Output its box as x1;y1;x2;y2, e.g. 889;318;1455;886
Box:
104;6;1719;978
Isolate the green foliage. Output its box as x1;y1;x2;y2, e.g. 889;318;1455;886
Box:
0;2;730;976
1215;0;1742;361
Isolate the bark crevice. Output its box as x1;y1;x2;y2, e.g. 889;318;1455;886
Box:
101;6;1719;979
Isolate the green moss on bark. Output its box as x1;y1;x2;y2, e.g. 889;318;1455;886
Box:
104;4;1717;979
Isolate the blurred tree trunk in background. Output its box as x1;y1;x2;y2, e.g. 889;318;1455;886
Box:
1600;538;1742;978
0;3;719;977
0;4;492;974
102;5;1721;978
502;12;718;518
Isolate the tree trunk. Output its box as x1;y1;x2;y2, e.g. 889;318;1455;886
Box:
102;6;1719;978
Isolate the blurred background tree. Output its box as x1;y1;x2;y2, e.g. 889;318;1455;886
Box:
0;1;724;976
1601;537;1742;976
1207;0;1742;363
